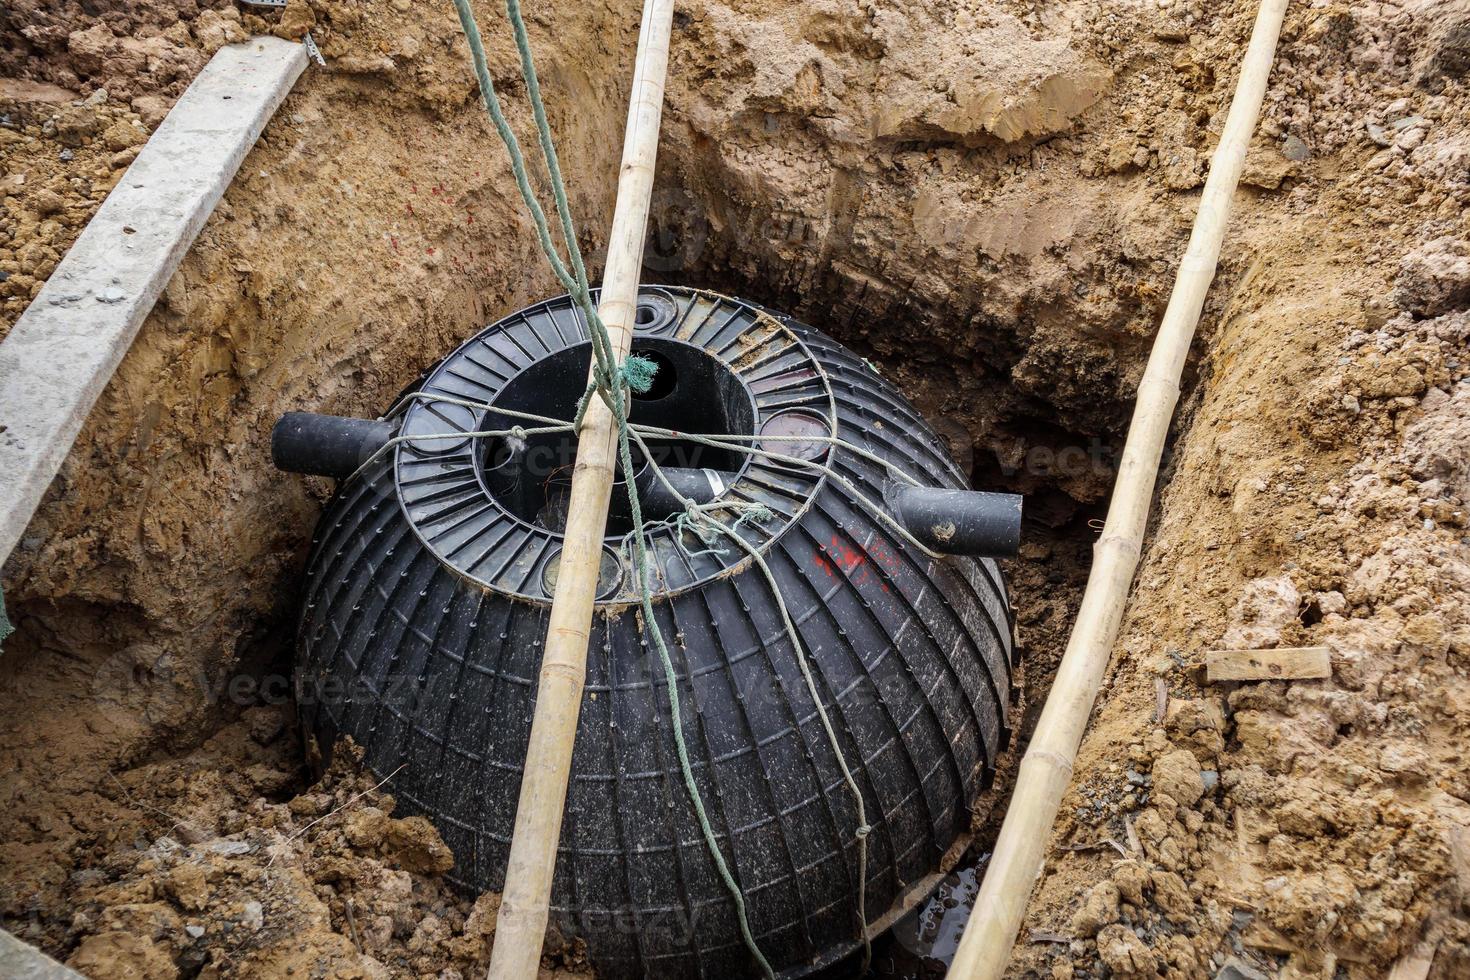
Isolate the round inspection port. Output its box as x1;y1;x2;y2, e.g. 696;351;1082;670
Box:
759;408;832;463
399;398;477;456
542;545;624;600
632;289;678;334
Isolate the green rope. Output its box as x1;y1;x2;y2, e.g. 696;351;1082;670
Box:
625;429;876;972
708;521;874;970
620;353;659;394
381;383;904;972
448;2;777;975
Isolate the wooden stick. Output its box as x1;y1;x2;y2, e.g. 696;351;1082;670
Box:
1206;646;1330;682
485;2;675;977
947;2;1289;976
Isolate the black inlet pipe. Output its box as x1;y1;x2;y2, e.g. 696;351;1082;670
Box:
635;466;732;519
272;412;395;480
889;485;1023;558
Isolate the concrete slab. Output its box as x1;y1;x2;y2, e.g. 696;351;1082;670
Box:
0;36;307;561
0;928;84;979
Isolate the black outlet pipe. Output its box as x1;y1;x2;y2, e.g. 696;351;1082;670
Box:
271;412;1023;558
642;467;1023;559
272;412;395;480
889;485;1022;557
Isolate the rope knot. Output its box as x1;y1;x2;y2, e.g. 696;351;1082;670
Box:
510;425;527;442
855;824;872;840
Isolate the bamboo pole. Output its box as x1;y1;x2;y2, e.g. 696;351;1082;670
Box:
948;1;1289;976
485;1;675;977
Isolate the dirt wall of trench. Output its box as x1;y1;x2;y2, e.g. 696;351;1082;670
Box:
2;0;1469;976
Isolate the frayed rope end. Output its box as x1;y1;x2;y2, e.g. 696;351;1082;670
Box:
620;354;659;394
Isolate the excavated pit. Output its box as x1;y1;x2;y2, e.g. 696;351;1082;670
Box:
0;158;1111;980
5;0;1470;978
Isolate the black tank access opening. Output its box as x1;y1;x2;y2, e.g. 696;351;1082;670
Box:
477;337;757;536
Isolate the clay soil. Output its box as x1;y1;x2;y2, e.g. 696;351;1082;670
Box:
2;0;1469;978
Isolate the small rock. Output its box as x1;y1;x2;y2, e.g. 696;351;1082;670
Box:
59;149;74;162
30;189;66;215
276;0;317;38
463;891;500;939
207;839;252;857
1393;236;1470;316
1150;869;1193;921
101;119;147;152
1396;128;1425;151
1111;860;1151;905
1070;880;1121;936
166;862;210;911
1097;923;1157;976
193;8;249;52
345;805;390;849
385;815;455;874
1379;743;1431;782
1366;148;1397;170
1151;749;1205;807
1391;115;1429;132
184;924;205;939
1281;135;1310;162
1215;955;1271;980
1365;121;1392;146
84;88;108;106
240;900;264;932
98;286;126;304
132;95;171;129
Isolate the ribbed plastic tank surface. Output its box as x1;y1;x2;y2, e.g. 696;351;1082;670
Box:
293;287;1014;978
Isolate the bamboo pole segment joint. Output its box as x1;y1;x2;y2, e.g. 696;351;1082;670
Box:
1020;749;1076;777
1094;535;1144;561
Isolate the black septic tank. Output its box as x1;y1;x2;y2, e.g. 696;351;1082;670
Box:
274;287;1020;979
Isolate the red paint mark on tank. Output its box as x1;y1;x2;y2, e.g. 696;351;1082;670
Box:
816;534;892;594
827;535;866;574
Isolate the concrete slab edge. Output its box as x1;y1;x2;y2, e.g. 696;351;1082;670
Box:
0;35;308;561
0;927;85;979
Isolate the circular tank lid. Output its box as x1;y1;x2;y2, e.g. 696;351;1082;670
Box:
392;288;836;603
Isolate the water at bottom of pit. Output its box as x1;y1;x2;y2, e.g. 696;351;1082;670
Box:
860;858;988;979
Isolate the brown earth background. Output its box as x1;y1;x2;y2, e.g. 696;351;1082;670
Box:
2;0;1469;977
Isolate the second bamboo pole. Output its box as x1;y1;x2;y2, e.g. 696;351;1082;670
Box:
947;1;1289;975
485;1;676;976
